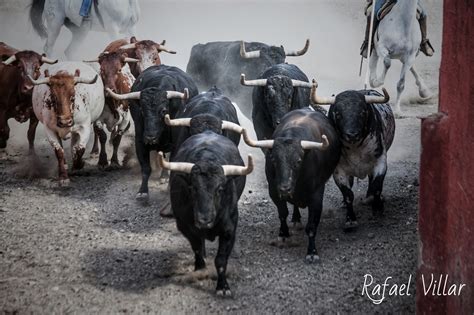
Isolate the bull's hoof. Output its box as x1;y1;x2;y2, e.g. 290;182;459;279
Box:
292;221;304;230
136;192;149;203
58;178;70;187
216;288;232;297
108;160;121;170
343;220;359;232
90;150;99;157
305;254;321;264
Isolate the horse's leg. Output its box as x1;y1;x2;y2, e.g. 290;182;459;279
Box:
65;24;89;60
370;48;391;88
394;59;414;116
410;65;431;99
368;49;380;88
44;19;63;57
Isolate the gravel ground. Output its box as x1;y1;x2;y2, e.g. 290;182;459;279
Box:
0;0;442;313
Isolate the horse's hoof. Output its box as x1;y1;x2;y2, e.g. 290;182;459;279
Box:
305;254;321;264
419;89;432;99
136;192;149;203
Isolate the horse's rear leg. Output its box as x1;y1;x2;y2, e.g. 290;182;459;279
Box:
44;20;62;57
394;61;413;116
410;66;431;99
65;24;89;60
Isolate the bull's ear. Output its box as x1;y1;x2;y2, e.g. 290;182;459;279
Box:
74;69;81;77
44;69;50;77
120;52;129;62
130;36;137;43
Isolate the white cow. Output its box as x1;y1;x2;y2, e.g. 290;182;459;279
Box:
31;62;105;185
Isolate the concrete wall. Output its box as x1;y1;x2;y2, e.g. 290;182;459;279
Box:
417;0;474;313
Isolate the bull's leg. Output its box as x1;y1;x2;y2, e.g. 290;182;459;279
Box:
0;110;10;150
367;155;388;216
71;123;91;171
177;221;206;271
94;125;108;169
90;132;99;155
27;116;39;155
45;127;68;185
291;206;303;230
305;186;324;264
215;224;236;297
110;132;122;168
135;140;151;202
268;183;290;240
333;168;358;231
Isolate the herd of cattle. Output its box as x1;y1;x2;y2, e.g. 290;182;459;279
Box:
0;37;395;296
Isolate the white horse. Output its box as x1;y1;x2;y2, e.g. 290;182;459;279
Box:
29;0;140;60
369;0;431;115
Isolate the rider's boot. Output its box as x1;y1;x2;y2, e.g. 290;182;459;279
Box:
419;15;434;56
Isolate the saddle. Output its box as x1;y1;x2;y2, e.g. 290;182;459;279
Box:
377;0;421;21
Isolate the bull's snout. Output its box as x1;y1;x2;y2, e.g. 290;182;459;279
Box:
57;117;74;128
278;184;293;199
345;131;361;143
144;136;159;145
195;211;216;230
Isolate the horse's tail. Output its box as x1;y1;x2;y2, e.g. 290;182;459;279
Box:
30;0;47;39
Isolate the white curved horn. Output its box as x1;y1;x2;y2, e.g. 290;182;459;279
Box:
124;57;140;63
83;58;99;63
164;114;191;127
27;75;50;85
240;74;267;87
119;43;137;50
166;88;189;100
291;79;313;88
41;56;58;64
285;39;310;56
221;121;243;133
74;74;98;85
222;154;254;176
301;135;329;150
240;41;261;59
158;45;177;54
310;80;335;105
3;55;16;65
365;88;390;104
106;88;141;100
158;151;194;174
242;129;274;148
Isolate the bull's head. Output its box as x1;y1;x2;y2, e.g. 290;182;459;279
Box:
29;69;98;128
107;88;189;145
165;113;243;137
240;39;310;64
118;37;176;73
3;51;57;94
158;152;253;229
310;81;389;144
240;73;313;128
242;129;328;199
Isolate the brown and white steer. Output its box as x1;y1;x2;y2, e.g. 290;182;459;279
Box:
31;62;104;184
0;42;57;153
103;36;176;77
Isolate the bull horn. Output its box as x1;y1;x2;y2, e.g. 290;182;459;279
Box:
83;58;99;63
285;39;310;56
301;135;329;150
365;88;390;104
74;74;98;85
158;151;194;174
166;88;189;100
41;56;58;64
158;45;177;54
240;41;260;59
291;79;313;88
242;129;274;148
119;43;137;50
27;74;50;85
310;80;335;105
221;121;243;133
164;114;191;127
240;74;267;87
222;154;254;176
3;55;16;65
124;57;140;63
106;88;141;100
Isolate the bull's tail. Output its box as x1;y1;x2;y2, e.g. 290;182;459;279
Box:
30;0;47;39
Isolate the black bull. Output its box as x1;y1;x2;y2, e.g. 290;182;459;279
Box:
186;40;309;118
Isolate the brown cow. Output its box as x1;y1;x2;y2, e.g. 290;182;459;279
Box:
0;42;57;152
91;51;136;168
103;36;176;77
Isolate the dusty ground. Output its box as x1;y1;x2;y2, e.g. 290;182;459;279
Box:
0;0;442;313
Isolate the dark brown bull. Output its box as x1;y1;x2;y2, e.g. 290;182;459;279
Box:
103;36;176;77
0;42;57;152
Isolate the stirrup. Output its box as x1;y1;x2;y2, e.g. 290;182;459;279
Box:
360;40;369;58
420;39;434;56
